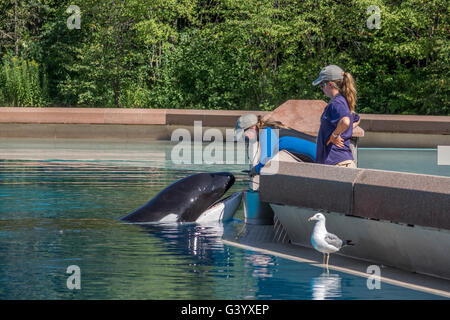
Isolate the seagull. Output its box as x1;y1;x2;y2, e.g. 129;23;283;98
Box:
308;213;354;270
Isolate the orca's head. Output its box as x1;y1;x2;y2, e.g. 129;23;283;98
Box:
174;172;237;222
194;172;235;204
208;172;235;194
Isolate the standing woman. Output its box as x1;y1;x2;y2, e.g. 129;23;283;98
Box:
312;65;360;168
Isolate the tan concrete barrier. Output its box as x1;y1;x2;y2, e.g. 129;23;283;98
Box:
0;107;167;125
1;106;449;134
166;109;266;127
259;161;450;230
259;162;360;215
353;169;450;230
1;106;449;147
359;114;450;135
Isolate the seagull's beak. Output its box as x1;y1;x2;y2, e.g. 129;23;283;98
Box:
308;217;314;221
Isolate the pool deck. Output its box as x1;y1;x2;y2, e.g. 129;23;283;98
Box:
222;223;450;298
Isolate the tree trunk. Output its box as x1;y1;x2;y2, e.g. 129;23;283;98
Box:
113;79;120;107
14;0;19;56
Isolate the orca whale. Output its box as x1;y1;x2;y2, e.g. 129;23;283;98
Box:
120;172;238;223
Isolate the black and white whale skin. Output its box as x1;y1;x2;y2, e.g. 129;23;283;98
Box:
120;172;236;223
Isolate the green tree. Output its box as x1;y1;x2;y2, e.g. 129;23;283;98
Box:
0;0;50;57
1;55;47;106
0;0;448;114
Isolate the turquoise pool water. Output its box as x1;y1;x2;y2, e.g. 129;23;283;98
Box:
0;150;446;299
358;148;450;177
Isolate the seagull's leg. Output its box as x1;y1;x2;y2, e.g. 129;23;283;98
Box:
326;253;330;268
325;254;329;274
322;253;325;266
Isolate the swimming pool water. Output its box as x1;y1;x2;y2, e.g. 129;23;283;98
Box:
358;148;450;177
0;157;446;300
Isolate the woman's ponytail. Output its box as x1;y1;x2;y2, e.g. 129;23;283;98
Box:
335;72;357;113
256;115;289;130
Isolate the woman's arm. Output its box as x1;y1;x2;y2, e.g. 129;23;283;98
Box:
326;116;350;148
252;127;276;175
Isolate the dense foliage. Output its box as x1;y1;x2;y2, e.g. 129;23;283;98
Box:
0;0;448;114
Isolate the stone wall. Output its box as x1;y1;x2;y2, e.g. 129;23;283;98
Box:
259;161;450;230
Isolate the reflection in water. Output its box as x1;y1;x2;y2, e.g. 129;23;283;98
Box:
139;222;228;261
311;272;342;300
245;254;277;279
136;222;240;288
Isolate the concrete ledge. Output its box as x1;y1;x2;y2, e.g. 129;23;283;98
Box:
0;107;264;127
1;106;449;135
0;123;171;140
0;107;167;125
353;170;450;230
259;161;450;230
259;162;360;214
359;114;450;135
1;107;449;147
166;109;267;127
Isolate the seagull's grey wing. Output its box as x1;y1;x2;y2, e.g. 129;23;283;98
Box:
324;233;343;249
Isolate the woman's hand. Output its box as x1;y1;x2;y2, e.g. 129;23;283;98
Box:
249;166;258;177
326;134;344;148
327;116;350;148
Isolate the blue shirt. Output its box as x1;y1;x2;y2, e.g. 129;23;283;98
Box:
254;127;317;174
316;94;359;165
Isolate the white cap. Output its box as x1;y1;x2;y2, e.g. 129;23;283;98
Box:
234;113;258;140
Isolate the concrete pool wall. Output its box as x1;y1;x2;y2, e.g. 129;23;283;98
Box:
259;161;450;280
1;105;449;147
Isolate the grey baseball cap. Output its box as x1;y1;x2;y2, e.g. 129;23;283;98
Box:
312;65;344;86
234;113;258;140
